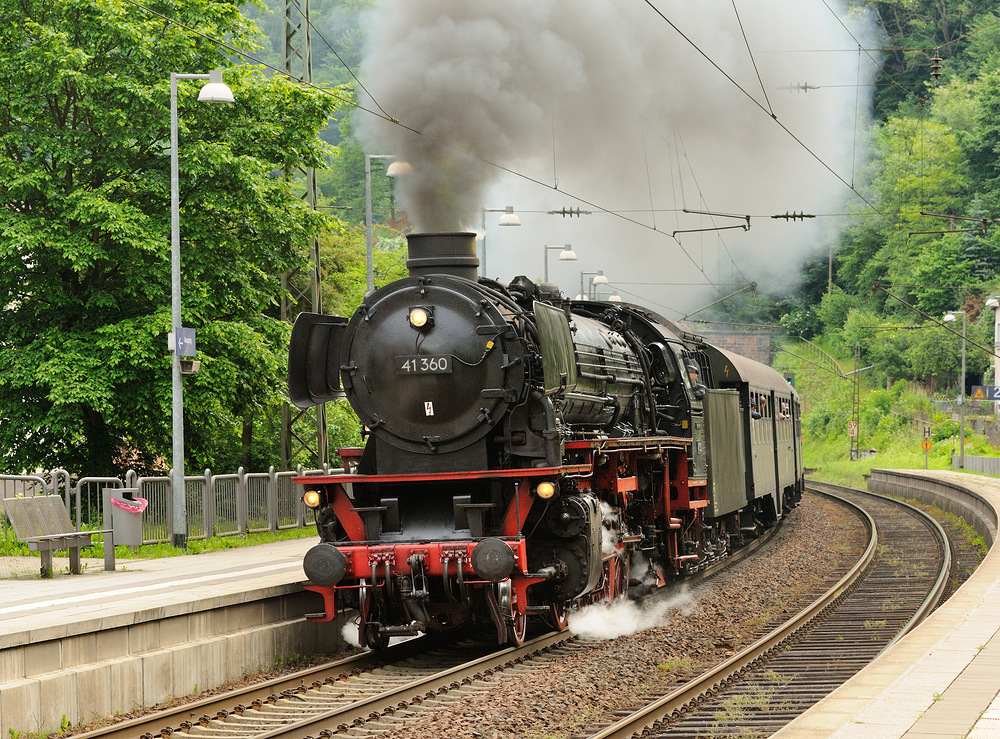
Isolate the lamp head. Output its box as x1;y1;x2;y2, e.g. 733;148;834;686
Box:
987;296;1000;309
498;205;520;226
943;313;956;323
592;272;609;285
386;160;412;177
559;245;578;261
197;69;234;104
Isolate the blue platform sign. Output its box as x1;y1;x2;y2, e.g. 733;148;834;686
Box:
174;327;196;357
971;385;1000;401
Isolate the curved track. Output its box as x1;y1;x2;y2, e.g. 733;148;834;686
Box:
69;514;785;739
583;483;952;739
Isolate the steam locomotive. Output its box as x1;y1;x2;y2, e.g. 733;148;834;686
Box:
290;232;803;648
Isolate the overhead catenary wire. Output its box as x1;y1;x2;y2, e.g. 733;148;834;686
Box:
732;0;774;116
127;0;911;299
123;0;733;287
293;0;394;121
649;124;752;286
818;0;930;107
643;0;895;231
873;283;1000;362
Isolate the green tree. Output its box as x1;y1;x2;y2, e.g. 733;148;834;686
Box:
862;0;990;118
320;223;408;316
816;286;859;335
907;324;962;387
0;0;341;475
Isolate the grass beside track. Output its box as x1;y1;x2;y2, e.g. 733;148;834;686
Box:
0;523;316;561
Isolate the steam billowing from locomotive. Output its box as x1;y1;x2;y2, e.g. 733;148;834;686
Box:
355;1;881;290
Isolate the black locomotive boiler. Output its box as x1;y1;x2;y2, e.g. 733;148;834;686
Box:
290;232;803;648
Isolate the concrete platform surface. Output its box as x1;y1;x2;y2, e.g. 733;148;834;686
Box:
0;538;315;644
0;537;343;736
775;470;1000;739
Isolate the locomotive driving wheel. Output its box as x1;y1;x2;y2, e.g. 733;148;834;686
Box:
600;555;629;602
359;579;390;650
497;580;527;645
546;601;571;631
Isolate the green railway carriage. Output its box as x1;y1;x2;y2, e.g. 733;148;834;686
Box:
703;345;803;524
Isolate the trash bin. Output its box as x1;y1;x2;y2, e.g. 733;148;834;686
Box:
110;490;147;547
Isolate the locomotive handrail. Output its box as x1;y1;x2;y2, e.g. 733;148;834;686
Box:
564;436;691;449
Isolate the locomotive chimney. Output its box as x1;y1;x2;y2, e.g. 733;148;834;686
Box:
406;232;480;281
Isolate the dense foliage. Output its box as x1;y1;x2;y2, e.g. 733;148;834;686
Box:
0;0;340;475
736;2;1000;396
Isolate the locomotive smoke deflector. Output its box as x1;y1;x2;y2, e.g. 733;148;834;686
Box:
287;313;348;408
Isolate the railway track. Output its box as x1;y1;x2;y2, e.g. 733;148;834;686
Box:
73;628;580;739
73;485;941;739
583;482;953;739
70;509;784;739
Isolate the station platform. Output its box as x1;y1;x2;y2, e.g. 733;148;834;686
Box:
5;471;1000;737
0;538;313;639
776;469;1000;739
0;537;346;737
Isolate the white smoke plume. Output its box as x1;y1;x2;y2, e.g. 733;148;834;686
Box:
356;2;881;310
341;620;362;647
600;501;619;557
568;586;696;640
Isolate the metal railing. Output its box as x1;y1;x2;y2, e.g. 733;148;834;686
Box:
0;464;336;546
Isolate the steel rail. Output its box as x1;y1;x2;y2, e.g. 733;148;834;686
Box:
68;498;786;739
70;637;428;739
248;630;574;738
811;481;952;652
586;491;879;739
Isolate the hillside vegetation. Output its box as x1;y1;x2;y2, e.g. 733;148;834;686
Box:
773;337;1000;488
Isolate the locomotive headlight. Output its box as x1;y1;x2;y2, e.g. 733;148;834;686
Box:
302;489;322;509
535;481;558;499
408;306;433;330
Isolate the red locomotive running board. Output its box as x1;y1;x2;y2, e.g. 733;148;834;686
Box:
295;463;594;487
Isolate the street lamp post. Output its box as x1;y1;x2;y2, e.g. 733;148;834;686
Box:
169;70;234;549
480;206;520;277
578;270;609;300
364;155;410;292
543;244;577;283
944;310;967;470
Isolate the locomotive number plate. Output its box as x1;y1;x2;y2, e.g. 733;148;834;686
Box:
396;355;453;375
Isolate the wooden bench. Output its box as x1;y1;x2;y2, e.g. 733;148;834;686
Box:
2;495;107;577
